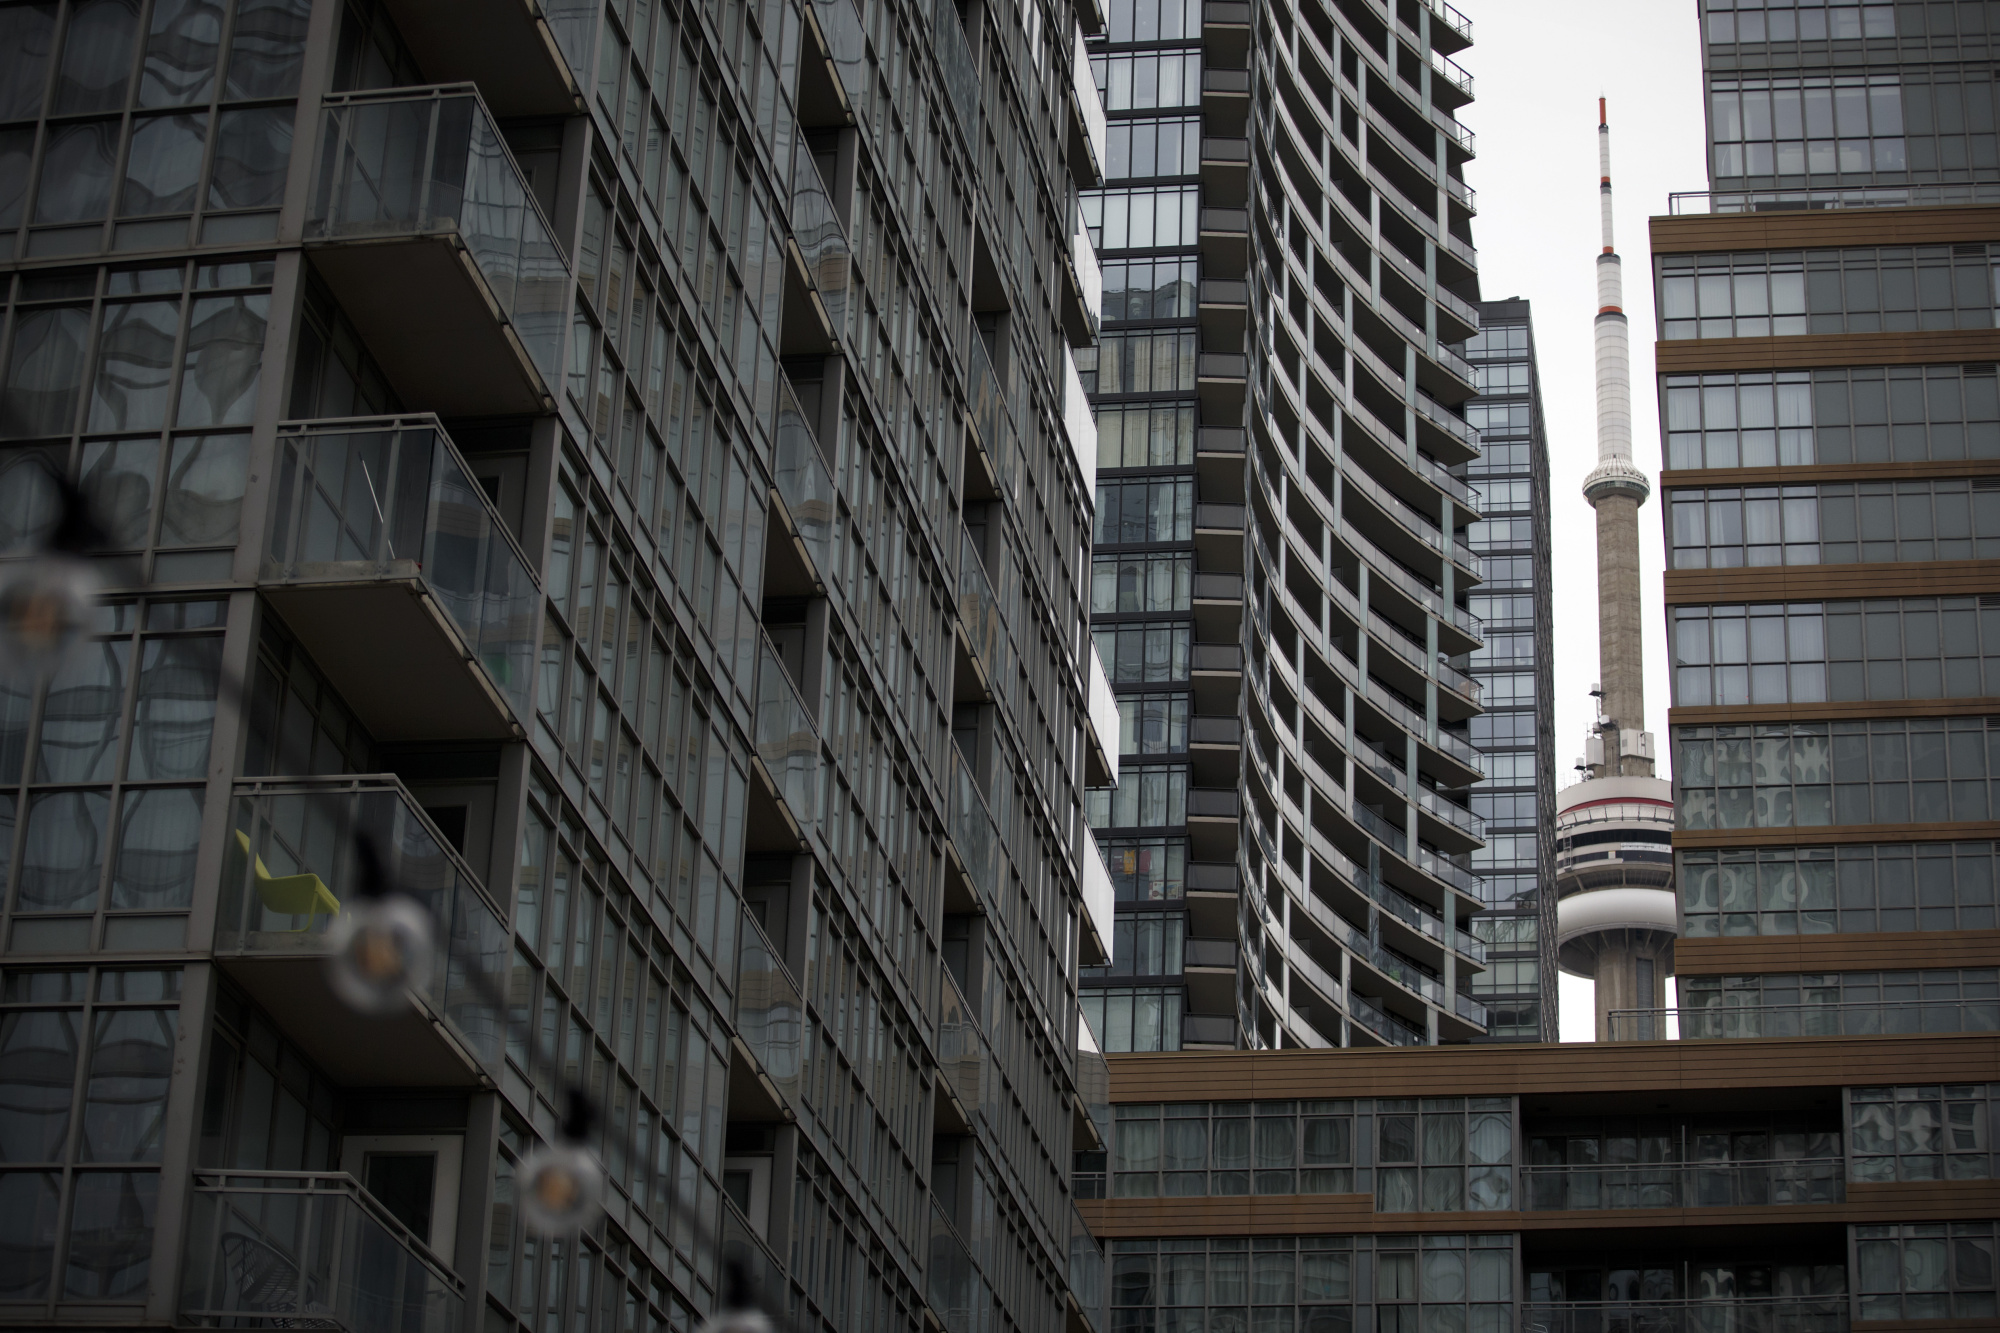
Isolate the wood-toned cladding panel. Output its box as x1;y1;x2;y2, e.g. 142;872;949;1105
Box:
1663;561;2000;605
1649;205;2000;253
1077;1180;2000;1237
1674;821;2000;850
1103;1034;2000;1101
1677;930;2000;975
1654;329;2000;374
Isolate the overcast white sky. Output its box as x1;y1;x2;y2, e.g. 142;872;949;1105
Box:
1452;0;1707;1038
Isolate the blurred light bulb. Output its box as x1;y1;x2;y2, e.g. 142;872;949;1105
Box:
0;555;100;685
326;896;434;1015
517;1143;606;1236
694;1309;775;1333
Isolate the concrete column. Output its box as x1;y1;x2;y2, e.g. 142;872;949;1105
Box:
1591;936;1673;1042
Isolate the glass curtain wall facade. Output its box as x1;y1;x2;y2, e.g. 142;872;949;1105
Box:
1456;299;1555;1043
1653;5;2000;1042
0;0;1116;1324
1084;0;1490;1053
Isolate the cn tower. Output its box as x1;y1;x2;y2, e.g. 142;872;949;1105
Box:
1553;102;1678;1041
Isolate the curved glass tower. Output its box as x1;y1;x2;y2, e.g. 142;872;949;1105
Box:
1082;0;1490;1049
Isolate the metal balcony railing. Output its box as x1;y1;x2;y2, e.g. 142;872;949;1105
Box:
180;1171;463;1333
1609;1000;2000;1042
1521;1297;1847;1333
1520;1159;1845;1211
1350;993;1426;1046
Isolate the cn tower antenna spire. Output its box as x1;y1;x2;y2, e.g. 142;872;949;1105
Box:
1581;98;1653;778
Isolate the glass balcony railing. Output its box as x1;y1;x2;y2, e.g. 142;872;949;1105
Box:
948;748;1003;905
735;905;803;1106
789;136;850;329
265;417;539;724
1521;1298;1848;1333
180;1171;463;1333
932;0;980;133
928;1197;984;1333
754;638;820;829
1350;993;1427;1047
307;87;566;386
937;962;991;1121
958;527;1014;695
1609;1000;2000;1042
215;776;506;1073
773;376;835;579
1521;1159;1845;1211
967;333;1020;498
1070;1202;1106;1333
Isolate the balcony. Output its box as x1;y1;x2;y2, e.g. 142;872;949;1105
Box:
1201;0;1251;63
1521;1159;1845;1211
1198;208;1249;280
1194;502;1245;574
1085;647;1119;788
947;748;1005;911
1182;1012;1237;1049
213;777;505;1087
731;906;803;1116
1198;278;1248;348
1199;136;1250;205
766;377;835;595
1184;936;1237;1015
261;417;538;742
1186;786;1240;860
957;528;1013;703
1609;999;2000;1041
1068;26;1108;186
1070;1202;1107;1333
1520;1299;1847;1333
1190;640;1243;715
751;638;820;849
1063;205;1104;345
935;965;990;1133
181;1171;462;1333
306;87;567;415
1196;425;1247;501
928;1197;984;1332
1350;993;1426;1047
1188;713;1241;786
782;139;849;355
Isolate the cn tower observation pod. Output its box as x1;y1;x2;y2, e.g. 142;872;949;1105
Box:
1554;775;1677;1039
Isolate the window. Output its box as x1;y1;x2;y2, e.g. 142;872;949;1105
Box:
1680;841;2000;937
1080;186;1200;250
1672;599;2000;707
1674;717;2000;829
1664;366;2000;469
1092;621;1191;683
0;965;179;1308
1704;0;1894;44
1083;911;1184;977
1076;329;1197;394
1104;116;1200;179
1091;552;1192;613
1096;477;1193;544
1374;1098;1514;1213
1081;986;1182;1052
1099;835;1187;900
1708;73;1903;180
1850;1085;1998;1184
0;596;222;955
1117;693;1189;755
1091;52;1201;110
1669;481;2000;568
1679;968;1999;1037
1855;1222;1998;1320
1100;0;1201;42
1658;247;1996;340
1109;1100;1359;1197
1095;402;1196;468
1469;959;1537;996
1100;258;1198;322
1086;763;1188;828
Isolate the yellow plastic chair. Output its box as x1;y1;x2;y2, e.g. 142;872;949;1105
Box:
234;830;341;929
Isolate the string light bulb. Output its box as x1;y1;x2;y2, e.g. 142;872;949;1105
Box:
518;1088;607;1237
326;895;435;1015
0;554;100;685
694;1261;773;1333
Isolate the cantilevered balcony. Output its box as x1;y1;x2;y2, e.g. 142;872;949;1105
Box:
306;87;568;415
181;1171;463;1333
262;417;538;742
213;776;506;1087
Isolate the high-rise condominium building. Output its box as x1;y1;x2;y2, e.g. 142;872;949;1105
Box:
1078;0;1491;1052
1069;10;2000;1329
0;0;1117;1325
1654;0;2000;1038
1457;299;1556;1043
